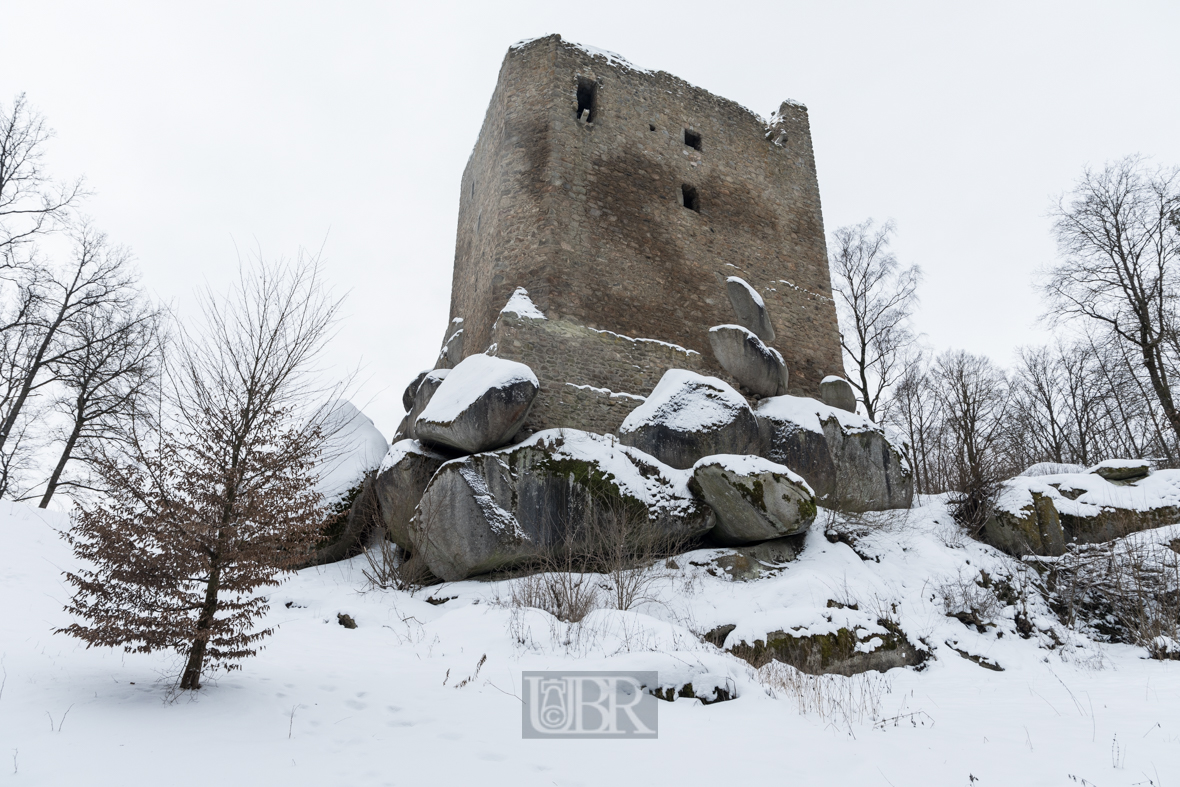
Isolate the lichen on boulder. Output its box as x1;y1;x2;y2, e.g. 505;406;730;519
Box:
690;454;816;545
411;429;713;580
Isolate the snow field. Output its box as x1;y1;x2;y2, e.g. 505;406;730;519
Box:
3;498;1180;785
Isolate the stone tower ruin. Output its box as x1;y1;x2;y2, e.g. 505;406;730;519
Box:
439;34;844;435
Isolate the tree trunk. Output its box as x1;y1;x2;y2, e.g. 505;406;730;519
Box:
39;408;84;508
180;551;222;691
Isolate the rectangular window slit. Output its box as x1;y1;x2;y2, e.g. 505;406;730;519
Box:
684;129;702;151
576;77;597;122
681;184;700;213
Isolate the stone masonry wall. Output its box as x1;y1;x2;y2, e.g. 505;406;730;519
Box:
447;34;844;396
490;311;720;435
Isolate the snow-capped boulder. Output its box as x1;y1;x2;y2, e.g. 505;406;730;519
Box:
690;455;816;545
372;440;449;550
619;370;760;470
307;402;390;565
707;325;789;398
398;368;449;441
985;468;1180;556
315;401;390;503
756;395;912;511
725;277;775;343
411;430;713;580
819;375;857;413
1089;458;1150;482
402;370;430;412
415;354;539;454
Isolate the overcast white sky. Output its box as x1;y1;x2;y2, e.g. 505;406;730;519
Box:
3;1;1178;438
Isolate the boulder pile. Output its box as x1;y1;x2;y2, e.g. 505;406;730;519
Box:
360;283;912;581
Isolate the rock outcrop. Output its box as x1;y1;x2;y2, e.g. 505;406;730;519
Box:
411;430;713;580
397;368;449;441
819;375;857;413
372;440;449;550
619;370;760;470
707;325;789;398
725;276;776;344
415;354;539;454
402;370;429;413
985;467;1180;557
690;455;816;545
1090;459;1151;483
755;394;912;511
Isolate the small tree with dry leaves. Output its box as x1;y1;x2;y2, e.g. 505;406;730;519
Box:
59;254;342;690
59;411;325;688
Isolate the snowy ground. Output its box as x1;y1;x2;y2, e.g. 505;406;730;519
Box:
4;498;1180;786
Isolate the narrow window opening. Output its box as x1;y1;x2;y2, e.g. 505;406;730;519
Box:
576;77;597;122
684;129;702;151
681;184;700;213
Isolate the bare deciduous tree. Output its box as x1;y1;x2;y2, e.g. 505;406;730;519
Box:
829;219;921;421
0;93;85;262
38;297;163;507
1045;156;1180;449
60;254;344;690
0;223;141;469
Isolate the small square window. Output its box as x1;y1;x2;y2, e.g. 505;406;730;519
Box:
684;129;702;151
681;184;700;213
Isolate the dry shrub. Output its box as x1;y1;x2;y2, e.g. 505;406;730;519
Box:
1038;528;1180;659
757;661;892;730
937;568;1002;633
362;537;434;593
502;492;693;622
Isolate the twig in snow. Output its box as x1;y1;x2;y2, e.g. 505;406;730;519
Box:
288;704;298;739
57;704;73;732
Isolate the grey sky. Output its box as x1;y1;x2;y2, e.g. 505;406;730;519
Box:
3;1;1178;438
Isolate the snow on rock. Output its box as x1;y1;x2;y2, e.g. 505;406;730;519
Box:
499;287;546;320
415;354;539;454
620;370;760;469
724;277;775;343
1020;462;1086;477
756;394;912;510
691;454;816;544
998;469;1180;517
987;468;1180;556
412;429;711;579
315;401;389;502
1088;457;1151;481
707;324;788;397
756;393;878;437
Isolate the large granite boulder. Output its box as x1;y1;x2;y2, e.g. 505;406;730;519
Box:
707;325;789;398
372;440;448;550
411;429;713;580
619;370;760;470
756;395;912;511
819;375;857;413
690;455;816;545
985;468;1180;556
1089;459;1150;483
415;354;539;454
402;370;430;412
725;277;775;344
395;368;450;442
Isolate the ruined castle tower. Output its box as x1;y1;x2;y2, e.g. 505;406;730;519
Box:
442;35;844;434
